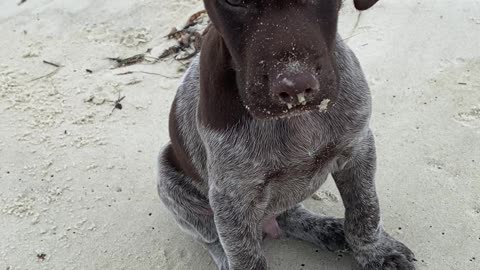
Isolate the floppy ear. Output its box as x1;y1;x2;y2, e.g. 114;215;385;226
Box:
354;0;379;10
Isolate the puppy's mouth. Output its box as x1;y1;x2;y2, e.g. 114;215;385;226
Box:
280;98;333;118
283;92;308;110
244;98;333;120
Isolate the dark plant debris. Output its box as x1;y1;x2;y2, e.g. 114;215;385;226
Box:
112;95;126;113
108;54;146;69
42;60;61;68
159;10;209;62
105;10;209;70
37;253;47;261
115;70;178;79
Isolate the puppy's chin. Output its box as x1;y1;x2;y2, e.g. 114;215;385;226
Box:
245;99;333;121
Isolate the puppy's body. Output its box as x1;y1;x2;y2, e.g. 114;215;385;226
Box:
164;36;368;213
158;2;415;269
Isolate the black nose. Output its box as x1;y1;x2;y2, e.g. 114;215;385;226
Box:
271;73;320;108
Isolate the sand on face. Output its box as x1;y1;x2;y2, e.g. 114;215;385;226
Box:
1;0;479;269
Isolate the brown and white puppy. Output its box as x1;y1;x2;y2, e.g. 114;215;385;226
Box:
157;0;416;269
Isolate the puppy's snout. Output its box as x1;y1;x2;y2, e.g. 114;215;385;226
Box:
272;73;320;108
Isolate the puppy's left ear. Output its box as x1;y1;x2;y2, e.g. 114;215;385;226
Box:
353;0;379;10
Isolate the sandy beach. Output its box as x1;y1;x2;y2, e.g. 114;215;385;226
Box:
1;0;479;269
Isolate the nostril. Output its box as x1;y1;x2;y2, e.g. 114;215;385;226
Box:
279;92;291;101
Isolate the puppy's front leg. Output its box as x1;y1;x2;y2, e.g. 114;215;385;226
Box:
333;130;416;270
208;167;269;270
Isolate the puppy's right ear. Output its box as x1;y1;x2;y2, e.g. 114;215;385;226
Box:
353;0;379;11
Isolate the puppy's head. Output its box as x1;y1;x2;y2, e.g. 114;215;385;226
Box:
203;0;378;119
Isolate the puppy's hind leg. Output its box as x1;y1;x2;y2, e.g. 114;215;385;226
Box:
204;241;229;270
157;145;229;270
175;217;229;270
277;204;348;252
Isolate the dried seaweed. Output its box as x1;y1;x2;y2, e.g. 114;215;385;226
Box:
107;54;145;69
159;10;209;62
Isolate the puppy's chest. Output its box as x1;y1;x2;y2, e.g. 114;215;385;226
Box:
274;140;335;166
206;116;354;178
246;132;344;211
206;120;353;210
234;127;345;177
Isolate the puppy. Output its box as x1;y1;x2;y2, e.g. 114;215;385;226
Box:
157;0;416;269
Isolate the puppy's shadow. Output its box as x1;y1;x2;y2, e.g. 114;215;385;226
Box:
159;232;352;270
264;237;353;270
154;220;352;270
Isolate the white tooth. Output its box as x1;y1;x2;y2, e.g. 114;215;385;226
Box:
297;93;306;105
318;99;331;112
287;103;293;109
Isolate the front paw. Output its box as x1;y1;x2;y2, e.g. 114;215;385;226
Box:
354;234;416;270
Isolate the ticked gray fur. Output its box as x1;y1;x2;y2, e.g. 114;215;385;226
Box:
157;37;415;270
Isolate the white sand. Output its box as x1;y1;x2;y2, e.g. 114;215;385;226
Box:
1;0;479;269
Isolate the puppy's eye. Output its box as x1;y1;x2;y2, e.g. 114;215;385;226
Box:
226;0;244;7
